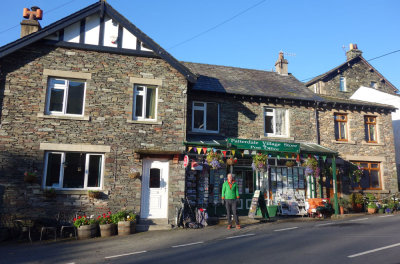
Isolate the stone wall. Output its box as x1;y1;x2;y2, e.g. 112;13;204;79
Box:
308;57;397;99
318;107;398;193
0;43;187;223
187;92;317;143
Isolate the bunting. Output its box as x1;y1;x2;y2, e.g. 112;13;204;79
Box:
193;147;197;153
285;154;289;159
322;156;327;162
222;151;227;157
241;150;244;157
296;154;300;163
203;147;208;154
188;146;193;152
197;147;202;154
231;150;236;156
277;155;280;160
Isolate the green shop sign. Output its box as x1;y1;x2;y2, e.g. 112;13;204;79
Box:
227;138;300;153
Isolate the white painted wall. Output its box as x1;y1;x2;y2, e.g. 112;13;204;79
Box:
351;86;400;166
64;22;80;43
103;16;118;48
122;28;137;49
85;14;100;45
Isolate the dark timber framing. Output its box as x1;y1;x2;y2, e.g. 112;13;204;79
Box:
0;1;197;83
99;16;105;46
117;24;123;49
79;19;86;44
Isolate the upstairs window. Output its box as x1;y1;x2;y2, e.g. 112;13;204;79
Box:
370;81;377;89
44;152;103;190
264;108;288;137
192;102;219;133
339;77;346;92
334;113;348;141
133;85;157;121
365;116;377;143
46;78;86;116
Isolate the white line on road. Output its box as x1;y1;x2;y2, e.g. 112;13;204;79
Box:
226;233;255;239
349;218;368;222
105;251;147;259
171;241;204;248
274;227;298;232
348;242;400;258
378;215;394;218
316;222;334;226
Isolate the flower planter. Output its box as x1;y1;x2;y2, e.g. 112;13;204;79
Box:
385;208;393;214
77;224;98;239
99;223;116;237
266;205;278;218
340;206;344;215
367;207;377;214
378;208;385;214
118;221;135;236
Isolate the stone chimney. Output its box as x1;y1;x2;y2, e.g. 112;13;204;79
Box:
346;43;362;61
275;51;288;75
20;6;43;38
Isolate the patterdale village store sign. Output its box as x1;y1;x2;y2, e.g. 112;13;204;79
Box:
227;138;300;153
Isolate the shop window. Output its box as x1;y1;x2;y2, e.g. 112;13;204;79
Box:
46;78;86;116
192;101;219;133
334;113;348;141
339;77;346;92
353;162;381;190
44;152;103;190
133;85;157;120
149;168;161;188
370;81;377;88
244;171;254;194
364;116;377;143
264;108;288;137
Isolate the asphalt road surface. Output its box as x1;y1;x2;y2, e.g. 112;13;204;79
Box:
2;214;400;264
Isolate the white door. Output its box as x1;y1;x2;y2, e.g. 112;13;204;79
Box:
141;159;169;219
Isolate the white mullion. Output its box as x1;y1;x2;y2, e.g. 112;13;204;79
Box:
84;153;90;189
142;86;147;119
62;80;69;115
272;109;276;135
203;102;207;131
59;152;65;189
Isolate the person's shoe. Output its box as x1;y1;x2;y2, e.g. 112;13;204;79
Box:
236;225;241;229
227;225;232;230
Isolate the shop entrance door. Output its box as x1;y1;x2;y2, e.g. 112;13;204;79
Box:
140;159;169;219
233;169;254;216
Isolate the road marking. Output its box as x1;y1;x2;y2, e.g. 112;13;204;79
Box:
349;218;368;222
316;222;334;226
348;242;400;258
379;215;394;218
226;233;255;239
171;241;204;248
105;251;147;259
274;227;298;232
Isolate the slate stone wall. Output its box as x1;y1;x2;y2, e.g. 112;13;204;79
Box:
308;58;397;99
0;43;187;223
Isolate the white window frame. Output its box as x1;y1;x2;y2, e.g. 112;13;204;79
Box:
370;81;377;89
191;101;220;133
339;76;347;92
264;107;288;137
45;78;86;116
132;84;158;121
43;152;104;190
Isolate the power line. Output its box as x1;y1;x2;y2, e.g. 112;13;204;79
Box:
0;0;78;35
167;0;268;50
300;49;400;82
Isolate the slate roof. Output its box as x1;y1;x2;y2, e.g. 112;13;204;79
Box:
305;55;398;93
183;62;324;102
319;95;397;110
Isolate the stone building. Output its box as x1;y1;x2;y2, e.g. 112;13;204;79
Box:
0;2;197;227
306;44;400;194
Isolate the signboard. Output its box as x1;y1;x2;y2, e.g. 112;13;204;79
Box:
227;138;300;153
248;190;260;218
183;155;189;168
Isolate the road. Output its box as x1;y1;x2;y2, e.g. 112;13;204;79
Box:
1;214;400;264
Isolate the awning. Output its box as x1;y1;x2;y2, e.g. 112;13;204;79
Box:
184;136;337;156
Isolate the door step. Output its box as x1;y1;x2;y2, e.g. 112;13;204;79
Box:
136;218;171;232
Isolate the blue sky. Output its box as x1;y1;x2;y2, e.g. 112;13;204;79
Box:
1;0;399;89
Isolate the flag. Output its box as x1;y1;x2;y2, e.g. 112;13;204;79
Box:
231;150;236;156
197;147;202;155
203;147;207;154
188;146;193;152
322;156;327;162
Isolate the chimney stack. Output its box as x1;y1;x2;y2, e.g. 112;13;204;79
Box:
20;6;42;38
346;43;362;61
275;51;288;75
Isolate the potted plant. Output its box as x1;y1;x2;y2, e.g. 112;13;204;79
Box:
43;188;56;198
24;170;37;183
252;153;268;171
367;202;377;214
206;151;224;170
386;201;396;213
350;163;363;184
98;211;116;237
112;210;137;236
349;193;363;212
338;197;350;215
88;190;101;199
73;215;98;239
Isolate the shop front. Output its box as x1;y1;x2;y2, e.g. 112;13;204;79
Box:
184;137;338;218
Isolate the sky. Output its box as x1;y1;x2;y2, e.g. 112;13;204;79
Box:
0;0;399;89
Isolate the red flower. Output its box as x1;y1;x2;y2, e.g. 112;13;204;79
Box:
84;215;87;218
108;211;111;215
103;213;106;217
97;215;101;219
78;216;82;219
73;218;77;221
107;215;110;218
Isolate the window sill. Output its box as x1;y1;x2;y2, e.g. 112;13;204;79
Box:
361;141;384;146
261;136;294;141
43;189;102;195
188;130;220;135
350;189;388;194
37;113;90;121
331;140;356;145
127;119;162;125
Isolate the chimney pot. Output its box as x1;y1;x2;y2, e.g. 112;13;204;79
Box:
346;43;362;61
275;51;288;75
21;7;42;38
